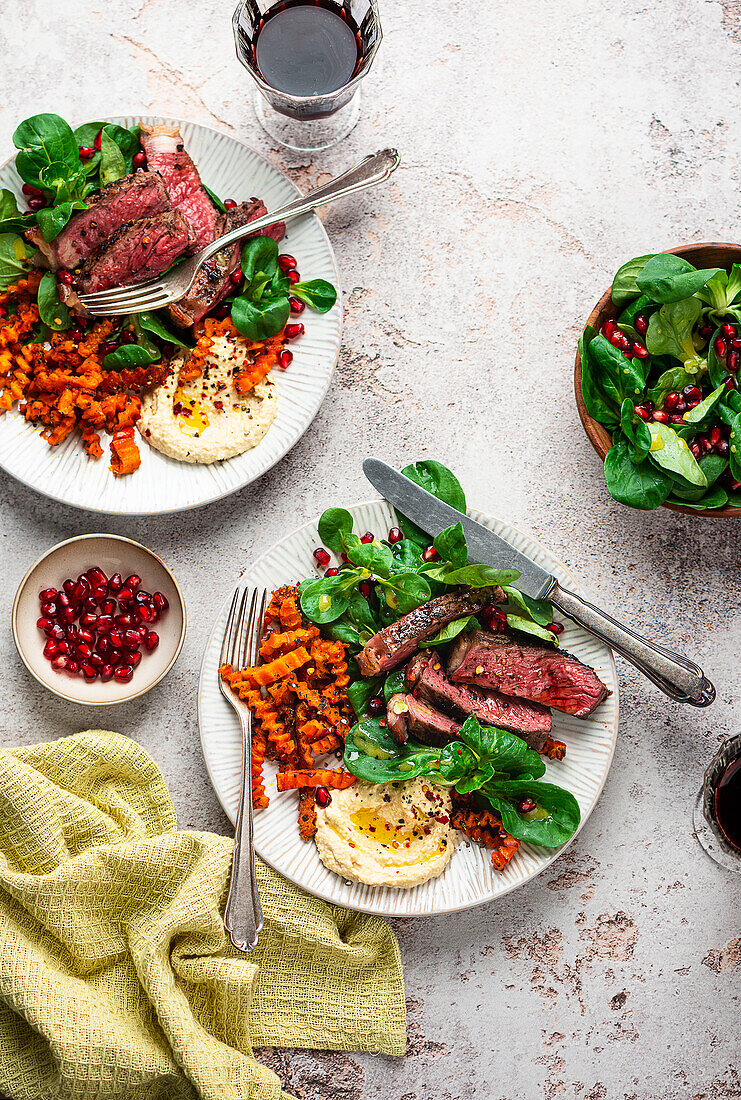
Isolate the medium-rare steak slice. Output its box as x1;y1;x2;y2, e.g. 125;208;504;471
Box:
357;587;504;677
168;199;286;328
448;630;610;718
386;693;461;748
139;123;217;249
78;209;191;293
27;172;171;271
413;651;565;760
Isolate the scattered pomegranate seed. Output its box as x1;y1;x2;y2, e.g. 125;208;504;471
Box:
230;268;243;286
62;579;76;597
359;580;374;599
153;592;168;612
728;350;739;373
699;323;714;340
632;342;649;359
717;439;730;458
37;616;53;633
683;385;702;402
132;150;146;168
130;651;142;668
368;695;385;714
313;547;331;567
360;531;374;544
732;337;741;349
288;270;300;284
66;660;79;675
81;664;98;682
669;413;685;424
726;377;738;392
100;664;115;682
94;129;103;150
710;425;722;446
315;786;331;808
664;392;681;411
548;621;565;635
715;338;727;358
690;442;701;460
601;319;616;339
118;586;134;604
422;545;440;562
114;665;134;683
634;314;649;336
480;605;507;632
51;655;68;671
722;322;736;338
518;797;537;814
324;567;339;578
278;253;297;272
652;410;669;424
22;183;43;198
43;640;59;659
144;631;159;652
108;574;122;596
288;296;305;314
49;624;65;642
56;270;73;288
634;405;651;421
78;146;95;160
284;323;304;340
278;350;293;370
79;613;97;629
123;574;140;590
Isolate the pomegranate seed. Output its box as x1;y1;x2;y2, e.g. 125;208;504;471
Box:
710;425;722;446
118;586;134;603
76;643;93;660
108;629;123;649
422;545;440;562
683;385;702;401
732;337;741;349
278;349;293;370
39;587;57;602
144;631;160;652
652;410;669;424
78;146;95;160
57;641;70;656
49;624;65;641
60;606;75;624
548;621;565;635
664;392;681;411
726;377;738;392
96;637;110;657
40;602;57;618
288;295;305;314
601;319;616;339
63;579;76;596
368;695;385;714
114;665;134;683
86;566;106;586
124;574;141;591
634;314;649;336
518;797;537;813
714;338;727;358
55;270;75;291
89;654;104;671
136;604;153;622
229;268;243;286
480;605;507;632
153;592;169;612
223;199;238;210
360;531;374;544
81;597;97;614
100;599;116;616
634;405;651;421
315;786;331;808
51;655;68;671
82;664;98;681
278;253;297;272
134;625;147;641
94;129;103;150
717;439;730;458
288;270;300;285
387;527;403;543
379;719;387;728
132;150;146;168
324;567;339;578
108;573;123;593
115;613;134;628
66;660;79;675
669;414;685;424
74;578;90;600
80;613;98;628
340;553;349;563
130;651;142;668
43;640;59;659
728;350;739;373
284;323;304;340
722;322;736;338
359;580;374;599
122;629;141;649
37;616;54;633
632;342;649;359
108;649;123;667
100;664;115;682
65;624;79;641
699;324;714;339
21;183;43;197
313;548;331;567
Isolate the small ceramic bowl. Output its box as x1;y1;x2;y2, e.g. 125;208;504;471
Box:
12;534;186;706
574;241;741;518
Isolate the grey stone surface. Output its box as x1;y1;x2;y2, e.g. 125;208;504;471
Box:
1;1;740;1097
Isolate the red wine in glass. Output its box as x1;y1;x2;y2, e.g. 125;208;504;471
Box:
695;733;741;871
254;0;362;97
714;754;741;851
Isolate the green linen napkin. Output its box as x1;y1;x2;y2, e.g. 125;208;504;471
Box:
0;730;405;1100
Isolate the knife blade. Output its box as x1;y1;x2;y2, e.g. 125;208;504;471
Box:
363;458;555;599
362;458;716;707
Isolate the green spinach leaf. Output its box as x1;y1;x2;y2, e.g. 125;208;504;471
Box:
611;254;653;308
317;507;357;554
647;421;707;486
102;344;159;371
481;779;581;847
231;295;290;340
432;522;468;569
578;326;620;428
603;437;671;509
37;272;70;331
0;233;31;289
637;253;721;303
291;278;337;313
645;298;704;371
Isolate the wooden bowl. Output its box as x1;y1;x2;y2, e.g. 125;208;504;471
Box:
574;242;741;517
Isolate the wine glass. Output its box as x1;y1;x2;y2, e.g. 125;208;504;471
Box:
233;0;382;152
693;733;741;872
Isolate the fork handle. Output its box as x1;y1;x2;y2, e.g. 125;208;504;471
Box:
197;148;400;266
224;714;263;951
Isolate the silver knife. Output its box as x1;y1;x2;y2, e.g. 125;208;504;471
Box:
363;459;715;707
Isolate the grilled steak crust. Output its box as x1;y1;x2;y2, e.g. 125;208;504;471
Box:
27;172;171;271
168;199;286;328
448;630;610;718
139;123;217;249
78;209;191;293
392;694;461;748
357;587;504;677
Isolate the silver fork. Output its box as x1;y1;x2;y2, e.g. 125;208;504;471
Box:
78;147;400;316
219;586;268;952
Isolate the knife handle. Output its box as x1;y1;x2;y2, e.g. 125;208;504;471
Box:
549;583;715;707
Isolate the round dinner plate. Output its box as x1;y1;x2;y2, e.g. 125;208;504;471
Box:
198;500;620;918
0;116;342;515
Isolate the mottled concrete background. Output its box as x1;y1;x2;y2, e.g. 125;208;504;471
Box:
1;1;740;1097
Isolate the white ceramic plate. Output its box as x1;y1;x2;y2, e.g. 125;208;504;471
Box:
0;116;342;515
198;501;620;917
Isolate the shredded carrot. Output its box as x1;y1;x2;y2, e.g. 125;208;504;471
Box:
276;769;356;792
451;803;520;871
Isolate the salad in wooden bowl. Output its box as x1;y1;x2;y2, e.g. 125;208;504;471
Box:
575;243;741;516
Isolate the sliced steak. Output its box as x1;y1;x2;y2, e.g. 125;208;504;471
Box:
448;630;610;718
139;123;217;249
78;209;191;294
387;694;461;748
168;199;286;328
413;652;565;760
357;587;504;677
27;172;170;271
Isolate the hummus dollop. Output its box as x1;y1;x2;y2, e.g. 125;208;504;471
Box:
314;778;456;888
138;334;278;464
